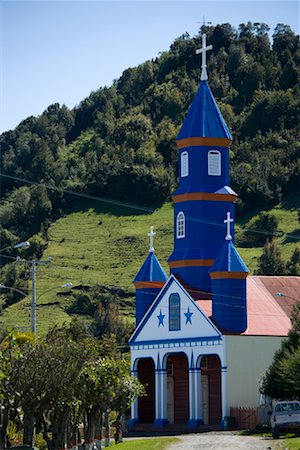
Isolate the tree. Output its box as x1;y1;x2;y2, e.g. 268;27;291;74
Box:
0;323;94;450
256;239;285;275
0;331;34;448
79;357;144;449
0;262;29;308
273;24;299;60
243;212;279;246
286;247;300;275
210;23;237;52
261;301;300;399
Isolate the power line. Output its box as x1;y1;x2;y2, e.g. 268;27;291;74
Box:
1;172;299;241
0;172;153;213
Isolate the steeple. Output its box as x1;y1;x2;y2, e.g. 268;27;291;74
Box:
177;79;232;145
134;226;167;325
168;33;237;293
177;33;232;146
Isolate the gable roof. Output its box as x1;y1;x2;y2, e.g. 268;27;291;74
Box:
129;275;221;344
177;80;232;142
195;276;299;337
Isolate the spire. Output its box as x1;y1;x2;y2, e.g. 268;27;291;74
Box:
134;228;167;325
134;252;167;284
177;32;231;146
176;80;232;144
209;240;249;275
134;227;167;285
196;33;213;81
148;225;156;253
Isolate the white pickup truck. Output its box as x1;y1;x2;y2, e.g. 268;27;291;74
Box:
270;401;300;438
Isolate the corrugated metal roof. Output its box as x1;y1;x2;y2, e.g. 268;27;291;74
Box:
195;276;300;336
177;80;232;141
257;276;300;318
133;251;168;283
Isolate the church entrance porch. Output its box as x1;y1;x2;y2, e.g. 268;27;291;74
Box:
137;358;155;423
166;353;189;424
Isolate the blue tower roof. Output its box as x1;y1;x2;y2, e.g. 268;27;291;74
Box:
177;80;232;142
134;252;168;283
210;240;249;274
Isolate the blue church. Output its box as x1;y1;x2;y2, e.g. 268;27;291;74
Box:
129;33;297;429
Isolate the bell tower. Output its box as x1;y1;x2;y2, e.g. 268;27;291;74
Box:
168;33;237;293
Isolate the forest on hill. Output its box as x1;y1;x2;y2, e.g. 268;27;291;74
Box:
0;22;300;319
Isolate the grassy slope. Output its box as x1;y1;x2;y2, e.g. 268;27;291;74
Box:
2;193;300;335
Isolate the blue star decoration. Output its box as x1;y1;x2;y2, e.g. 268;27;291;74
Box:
184;307;193;325
157;309;165;327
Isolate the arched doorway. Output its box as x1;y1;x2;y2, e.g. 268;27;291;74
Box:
200;355;221;424
166;353;189;424
137;358;155;423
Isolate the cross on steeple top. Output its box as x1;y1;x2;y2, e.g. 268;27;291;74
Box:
195;33;213;81
224;212;233;241
148;226;156;252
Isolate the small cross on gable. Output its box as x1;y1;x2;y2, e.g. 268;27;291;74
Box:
148;225;156;252
224;211;233;241
195;33;213;81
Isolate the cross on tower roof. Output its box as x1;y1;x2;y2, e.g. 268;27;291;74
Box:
224;212;233;241
195;33;213;81
148;226;156;253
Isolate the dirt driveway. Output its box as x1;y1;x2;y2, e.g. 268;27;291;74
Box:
167;431;281;450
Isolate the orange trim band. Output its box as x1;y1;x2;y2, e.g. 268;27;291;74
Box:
168;259;214;268
210;271;248;280
133;281;166;289
176;137;231;149
173;192;237;203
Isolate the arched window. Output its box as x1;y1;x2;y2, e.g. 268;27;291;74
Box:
208;150;221;176
176;211;185;239
169;293;180;331
181;151;189;177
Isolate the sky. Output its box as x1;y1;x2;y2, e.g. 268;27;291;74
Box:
1;0;299;133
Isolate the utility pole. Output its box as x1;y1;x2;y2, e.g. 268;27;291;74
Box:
16;256;52;334
31;261;36;334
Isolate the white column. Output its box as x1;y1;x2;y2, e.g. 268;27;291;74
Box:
221;366;228;420
155;369;161;421
188;369;195;423
129;371;139;426
160;369;168;422
194;368;203;423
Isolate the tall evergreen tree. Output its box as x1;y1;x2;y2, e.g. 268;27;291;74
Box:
256;239;285;275
286;247;300;275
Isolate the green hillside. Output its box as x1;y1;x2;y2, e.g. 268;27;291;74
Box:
1;22;299;334
2;192;300;335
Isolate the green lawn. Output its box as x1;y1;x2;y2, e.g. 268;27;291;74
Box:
111;437;179;449
282;434;300;450
2;192;299;335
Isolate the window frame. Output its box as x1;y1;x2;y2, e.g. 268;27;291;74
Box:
208;150;221;176
176;211;185;239
169;293;181;331
181;151;189;177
